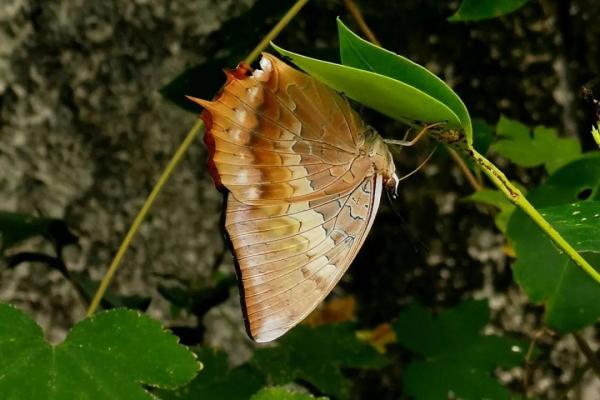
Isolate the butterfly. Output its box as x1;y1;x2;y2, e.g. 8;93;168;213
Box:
188;53;399;342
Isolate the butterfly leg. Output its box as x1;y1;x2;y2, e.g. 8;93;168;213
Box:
383;122;444;147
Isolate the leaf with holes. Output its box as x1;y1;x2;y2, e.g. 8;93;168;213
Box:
157;348;264;400
539;202;600;254
507;155;600;331
491;116;582;174
251;387;328;400
448;0;531;21
0;304;200;399
251;323;387;400
392;300;529;400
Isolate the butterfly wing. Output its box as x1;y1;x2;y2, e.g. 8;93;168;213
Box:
192;53;386;342
191;53;373;205
227;175;383;342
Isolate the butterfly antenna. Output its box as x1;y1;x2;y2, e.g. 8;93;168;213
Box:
384;122;445;147
396;144;439;184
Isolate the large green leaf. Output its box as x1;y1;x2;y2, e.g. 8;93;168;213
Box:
491;116;582;174
158;348;264;400
392;300;528;400
0;304;199;399
251;387;328;400
271;43;462;135
336;19;472;141
448;0;531;22
540;202;600;254
507;155;600;331
251;323;386;400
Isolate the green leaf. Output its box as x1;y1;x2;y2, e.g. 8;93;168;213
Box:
0;304;199;399
251;387;328;400
336;19;472;141
251;323;386;400
393;300;528;400
158;348;264;400
0;211;77;253
540;202;600;253
463;189;516;233
507;155;600;331
491;116;582;174
158;275;235;316
271;43;463;136
449;0;530;22
473;118;495;155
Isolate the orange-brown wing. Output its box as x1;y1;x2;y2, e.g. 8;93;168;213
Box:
189;53;372;205
227;175;383;342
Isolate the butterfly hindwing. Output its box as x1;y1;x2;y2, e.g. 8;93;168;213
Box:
227;175;383;342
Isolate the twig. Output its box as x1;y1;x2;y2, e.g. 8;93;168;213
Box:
523;328;546;396
86;0;311;316
7;252;89;305
448;147;483;192
572;332;600;378
342;0;381;46
556;362;590;400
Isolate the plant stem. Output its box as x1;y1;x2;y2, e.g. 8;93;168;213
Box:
572;332;600;378
469;148;600;285
447;148;482;192
342;0;381;46
86;0;311;316
87;118;203;316
244;0;311;64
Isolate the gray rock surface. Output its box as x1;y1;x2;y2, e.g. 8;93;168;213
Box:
0;0;249;343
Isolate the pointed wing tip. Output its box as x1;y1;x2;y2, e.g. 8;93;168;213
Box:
185;95;210;109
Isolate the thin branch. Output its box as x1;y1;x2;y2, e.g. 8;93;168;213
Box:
448;148;483;192
572;332;600;378
523;328;546;396
556;362;590;400
342;0;381;46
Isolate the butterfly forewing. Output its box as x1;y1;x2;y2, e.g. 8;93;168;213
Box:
191;53;393;342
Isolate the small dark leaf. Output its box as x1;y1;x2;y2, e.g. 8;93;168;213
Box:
251;323;387;400
0;211;77;254
158;348;264;400
158;275;236;317
392;300;529;400
448;0;531;22
472;118;494;155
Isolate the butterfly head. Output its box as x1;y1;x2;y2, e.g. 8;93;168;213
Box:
363;128;398;196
